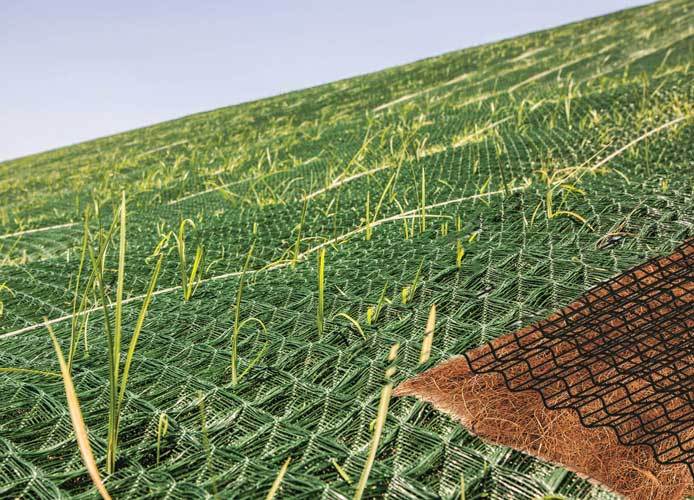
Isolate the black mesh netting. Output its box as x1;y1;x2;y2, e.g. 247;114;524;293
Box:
464;239;693;476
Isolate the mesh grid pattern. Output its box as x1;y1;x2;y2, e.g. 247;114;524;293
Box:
0;0;693;498
465;240;693;474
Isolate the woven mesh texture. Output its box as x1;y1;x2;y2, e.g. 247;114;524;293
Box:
465;240;693;475
0;0;693;498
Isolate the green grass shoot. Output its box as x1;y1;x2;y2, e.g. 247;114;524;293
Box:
88;193;164;474
564;79;574;126
0;234;23;267
198;391;218;495
331;459;353;484
456;240;465;269
365;169;399;242
156;413;168;465
231;242;269;386
68;208;91;369
174;219;204;301
366;281;389;325
334;312;366;340
292;198;308;265
545;188;593;230
401;259;424;305
364;191;372;240
317;247;326;337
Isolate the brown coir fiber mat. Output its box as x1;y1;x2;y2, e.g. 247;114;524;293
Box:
396;240;693;499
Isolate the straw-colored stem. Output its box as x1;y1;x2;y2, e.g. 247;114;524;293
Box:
293;198;308;265
353;382;393;499
266;457;292;500
335;312;366;340
156;413;168;465
317;248;326;337
46;322;111;499
418;304;437;364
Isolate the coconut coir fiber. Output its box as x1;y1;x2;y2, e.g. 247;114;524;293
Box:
396;240;693;499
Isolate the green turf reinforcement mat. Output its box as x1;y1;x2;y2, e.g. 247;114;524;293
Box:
0;0;692;498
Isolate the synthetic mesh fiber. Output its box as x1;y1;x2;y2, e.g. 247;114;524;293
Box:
1;0;693;498
464;239;693;473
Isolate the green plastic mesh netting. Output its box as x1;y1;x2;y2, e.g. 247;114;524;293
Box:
0;0;692;498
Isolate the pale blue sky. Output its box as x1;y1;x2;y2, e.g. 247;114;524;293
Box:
0;0;649;162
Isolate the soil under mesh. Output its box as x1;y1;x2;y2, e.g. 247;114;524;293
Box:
396;240;693;499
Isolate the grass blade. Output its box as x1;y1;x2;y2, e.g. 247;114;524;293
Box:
86;213;120;474
367;281;389;325
156;413;168;465
317;247;326;337
266;457;291;500
335;312;366;340
293;198;308;265
354;345;398;500
188;244;204;298
46;322;111;500
117;253;163;408
69;208;91;370
175;219;192;298
418;304;437;364
232;242;256;385
107;192;126;473
456;240;465;270
237;317;269;381
174;219;204;301
331;459;353;484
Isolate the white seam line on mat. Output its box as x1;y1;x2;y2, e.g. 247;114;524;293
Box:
0;185;527;340
2;115;688;340
591;114;691;170
450;116;513;149
135;139;189;158
305;182;531;256
0;222;78;240
303;116;512;200
372;72;473;112
302;164;391;201
168;157;321;206
373;50;595;114
506;52;597;93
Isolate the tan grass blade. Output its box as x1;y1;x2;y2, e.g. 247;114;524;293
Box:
354;344;398;500
46;322;111;500
266;456;291;500
418;304;437;364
